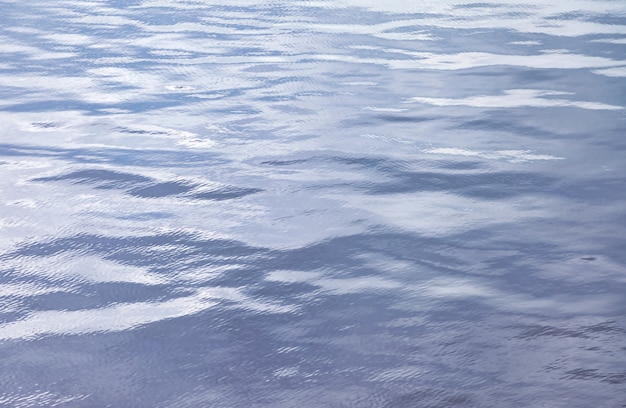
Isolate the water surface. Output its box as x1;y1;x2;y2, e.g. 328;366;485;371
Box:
1;0;625;406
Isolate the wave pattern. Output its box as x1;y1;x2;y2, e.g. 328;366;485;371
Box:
0;0;625;407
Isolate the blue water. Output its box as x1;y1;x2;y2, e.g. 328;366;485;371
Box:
1;1;625;406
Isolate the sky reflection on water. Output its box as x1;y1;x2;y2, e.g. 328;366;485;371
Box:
1;0;625;406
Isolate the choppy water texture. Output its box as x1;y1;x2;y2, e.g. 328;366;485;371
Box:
1;0;625;406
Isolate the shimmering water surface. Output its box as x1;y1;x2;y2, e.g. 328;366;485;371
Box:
1;0;626;406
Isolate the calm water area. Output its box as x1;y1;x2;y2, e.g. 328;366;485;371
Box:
1;1;625;406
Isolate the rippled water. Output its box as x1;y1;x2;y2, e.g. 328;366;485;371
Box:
1;0;625;406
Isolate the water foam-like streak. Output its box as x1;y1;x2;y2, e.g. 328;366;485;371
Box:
423;147;565;163
407;89;624;110
0;294;217;340
0;285;296;341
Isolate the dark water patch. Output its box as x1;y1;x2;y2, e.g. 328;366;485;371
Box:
83;281;177;305
451;115;559;139
435;160;484;170
33;169;152;189
26;281;175;312
191;186;263;201
25;291;103;313
339;113;439;128
453;2;510;9
517;325;590;339
374;114;439;123
32;168;262;201
516;321;625;340
210;105;263;115
247;280;319;300
29;121;59;129
259;154;395;173
114;126;170;135
383;388;476;408
115;211;174;221
511;69;565;83
260;158;310;166
129;181;195;198
562;368;626;384
331;155;394;169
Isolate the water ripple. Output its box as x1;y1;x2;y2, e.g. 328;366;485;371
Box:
1;0;625;406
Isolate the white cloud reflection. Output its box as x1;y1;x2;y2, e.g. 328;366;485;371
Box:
0;286;294;341
593;66;626;77
301;49;626;74
407;89;624;110
0;294;217;340
309;0;626;37
422;148;564;163
4;254;164;285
